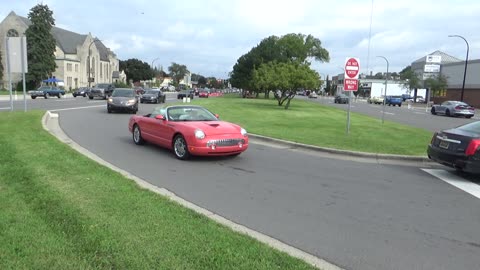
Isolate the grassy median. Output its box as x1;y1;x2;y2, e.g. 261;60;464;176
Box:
190;94;432;156
0;111;317;270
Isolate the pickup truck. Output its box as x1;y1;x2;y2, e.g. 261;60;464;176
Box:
89;83;115;99
385;96;403;107
29;86;65;99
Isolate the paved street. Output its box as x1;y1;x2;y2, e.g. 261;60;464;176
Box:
3;95;480;270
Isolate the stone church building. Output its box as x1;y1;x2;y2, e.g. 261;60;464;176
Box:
0;11;122;90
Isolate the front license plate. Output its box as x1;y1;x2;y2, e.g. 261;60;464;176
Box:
439;140;449;149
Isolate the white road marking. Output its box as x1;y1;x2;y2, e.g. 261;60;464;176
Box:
422;169;480;199
384;112;395;115
414;112;425;115
50;105;105;112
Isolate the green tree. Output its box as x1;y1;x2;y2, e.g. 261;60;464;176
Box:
168;62;188;87
424;74;448;97
252;62;320;109
400;65;421;94
230;33;329;92
25;4;57;87
119;59;153;83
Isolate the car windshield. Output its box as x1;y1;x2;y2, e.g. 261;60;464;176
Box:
95;84;110;88
38;86;51;90
167;106;218;121
112;89;134;97
145;90;158;94
457;121;480;133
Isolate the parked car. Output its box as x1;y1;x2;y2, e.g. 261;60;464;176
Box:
427;121;480;174
30;86;65;99
128;105;249;159
140;89;165;104
401;94;413;101
177;90;195;99
308;92;318;98
431;101;475;118
368;96;384;104
72;87;90;97
334;94;349;104
107;88;138;113
416;96;426;103
198;90;209;98
385;96;403;107
89;83;114;99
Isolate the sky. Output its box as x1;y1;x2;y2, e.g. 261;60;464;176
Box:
2;0;480;79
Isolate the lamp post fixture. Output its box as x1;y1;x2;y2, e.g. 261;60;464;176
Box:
88;38;101;88
448;35;469;101
377;56;389;124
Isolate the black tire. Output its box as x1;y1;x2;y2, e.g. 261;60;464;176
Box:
398;104;402;107
89;96;93;100
466;116;473;119
173;134;191;160
44;94;48;99
73;94;77;98
446;109;451;117
132;125;145;145
431;107;437;115
57;94;61;98
140;100;144;103
31;96;36;99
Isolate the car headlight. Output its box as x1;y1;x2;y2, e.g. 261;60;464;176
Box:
108;98;113;103
240;128;247;136
127;99;136;105
195;129;205;139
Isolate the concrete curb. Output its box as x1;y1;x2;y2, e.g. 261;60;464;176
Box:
248;133;431;163
41;111;343;270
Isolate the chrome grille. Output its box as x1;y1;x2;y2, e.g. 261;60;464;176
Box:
207;139;245;147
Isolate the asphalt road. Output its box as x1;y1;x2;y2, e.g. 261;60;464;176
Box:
300;96;479;132
4;95;480;270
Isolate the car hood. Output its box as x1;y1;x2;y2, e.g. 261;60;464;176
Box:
176;121;242;136
111;97;136;102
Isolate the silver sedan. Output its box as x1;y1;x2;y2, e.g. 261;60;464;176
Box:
430;100;474;118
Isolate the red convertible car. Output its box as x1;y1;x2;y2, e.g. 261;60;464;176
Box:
128;105;249;159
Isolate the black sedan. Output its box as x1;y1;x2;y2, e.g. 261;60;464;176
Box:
334;94;349;104
427;121;480;174
72;87;90;97
177;90;195;100
140;89;165;104
107;88;139;114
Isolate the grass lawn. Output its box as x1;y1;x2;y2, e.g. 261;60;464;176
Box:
0;111;317;270
188;94;432;156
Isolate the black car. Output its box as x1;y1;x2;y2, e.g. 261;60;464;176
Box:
107;88;138;113
427;121;480;174
72;87;90;97
334;94;349;104
140;89;165;104
89;83;115;99
177;90;194;99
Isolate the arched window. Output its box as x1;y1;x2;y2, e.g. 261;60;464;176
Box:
7;29;19;37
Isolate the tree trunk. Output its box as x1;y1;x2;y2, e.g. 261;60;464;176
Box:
284;98;291;109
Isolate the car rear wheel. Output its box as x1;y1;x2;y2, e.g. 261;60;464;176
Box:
431;107;436;115
173;135;191;160
31;96;36;99
133;125;145;145
89;96;93;100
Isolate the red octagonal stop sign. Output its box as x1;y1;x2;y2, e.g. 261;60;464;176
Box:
344;58;360;79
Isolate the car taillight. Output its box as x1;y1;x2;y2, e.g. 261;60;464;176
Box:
465;139;480;156
469;107;475;111
431;132;437;144
455;106;462;110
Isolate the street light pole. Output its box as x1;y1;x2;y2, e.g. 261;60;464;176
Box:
88;38;101;88
448;35;469;101
377;56;389;124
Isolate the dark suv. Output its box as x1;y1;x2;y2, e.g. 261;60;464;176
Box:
89;83;115;99
177;90;195;99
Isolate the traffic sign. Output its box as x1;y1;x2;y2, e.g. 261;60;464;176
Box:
344;57;360;79
343;79;358;91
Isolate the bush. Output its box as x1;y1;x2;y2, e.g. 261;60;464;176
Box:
114;81;130;88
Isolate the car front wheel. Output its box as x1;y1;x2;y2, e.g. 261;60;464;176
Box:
173;135;191;160
431;107;436;115
133;125;145;145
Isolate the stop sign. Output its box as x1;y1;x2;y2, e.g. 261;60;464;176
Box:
344;58;360;79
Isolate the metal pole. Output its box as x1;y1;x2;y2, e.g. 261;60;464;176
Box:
346;90;352;134
377;56;389;124
21;36;27;112
366;0;374;77
6;37;13;112
448;35;469;101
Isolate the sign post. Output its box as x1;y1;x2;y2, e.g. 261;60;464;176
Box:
6;36;28;111
343;57;360;134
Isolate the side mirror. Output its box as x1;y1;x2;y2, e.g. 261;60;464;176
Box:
214;114;220;119
155;114;166;120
